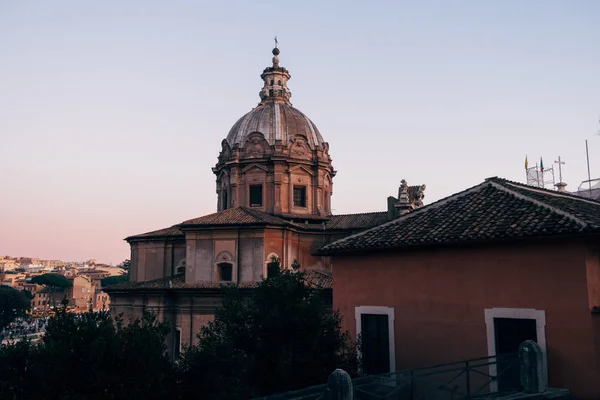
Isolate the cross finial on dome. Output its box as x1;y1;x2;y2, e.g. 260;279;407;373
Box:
259;39;291;104
272;37;280;66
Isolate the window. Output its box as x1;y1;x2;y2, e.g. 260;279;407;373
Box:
249;185;263;207
278;90;283;96
293;186;306;207
269;89;274;97
278;80;282;85
218;263;233;282
270;79;274;85
222;190;228;210
267;261;280;278
174;328;182;358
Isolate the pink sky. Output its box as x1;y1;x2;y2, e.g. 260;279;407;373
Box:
1;1;599;265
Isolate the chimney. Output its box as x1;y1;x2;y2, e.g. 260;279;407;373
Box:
394;180;413;216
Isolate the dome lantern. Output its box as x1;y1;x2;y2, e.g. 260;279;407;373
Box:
259;45;292;104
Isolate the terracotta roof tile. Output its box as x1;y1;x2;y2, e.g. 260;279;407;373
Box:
126;209;393;242
325;212;391;230
179;207;289;227
304;270;333;289
320;177;600;255
104;274;257;291
125;226;183;241
105;270;332;292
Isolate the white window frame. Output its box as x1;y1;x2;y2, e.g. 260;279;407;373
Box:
484;307;547;391
355;306;396;373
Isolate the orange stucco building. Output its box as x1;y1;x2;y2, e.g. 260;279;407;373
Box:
322;177;600;399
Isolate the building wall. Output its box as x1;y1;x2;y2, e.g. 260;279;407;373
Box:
70;275;93;310
109;291;227;354
185;229;265;284
332;240;600;399
130;239;185;282
264;228;332;272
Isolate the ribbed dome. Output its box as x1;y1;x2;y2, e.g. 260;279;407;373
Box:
226;102;325;149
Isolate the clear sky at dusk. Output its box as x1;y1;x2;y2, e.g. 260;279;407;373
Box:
1;1;599;265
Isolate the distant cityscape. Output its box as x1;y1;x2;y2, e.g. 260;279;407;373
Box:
0;255;124;315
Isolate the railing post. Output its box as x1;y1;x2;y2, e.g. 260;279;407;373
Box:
465;360;471;399
328;369;354;400
410;369;414;400
519;340;547;394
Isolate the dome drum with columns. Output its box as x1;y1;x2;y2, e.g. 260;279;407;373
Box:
213;47;336;218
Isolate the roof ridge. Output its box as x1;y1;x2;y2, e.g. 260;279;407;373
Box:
332;211;387;217
241;207;287;223
487;180;589;228
321;180;490;252
488;177;600;206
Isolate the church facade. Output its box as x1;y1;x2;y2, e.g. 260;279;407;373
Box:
105;46;425;355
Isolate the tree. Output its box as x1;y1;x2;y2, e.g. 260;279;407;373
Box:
101;259;131;288
0;286;30;331
178;259;358;399
119;259;131;275
100;275;129;288
31;273;73;308
0;308;176;400
30;274;72;289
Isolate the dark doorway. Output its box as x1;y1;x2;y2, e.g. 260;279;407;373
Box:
361;314;390;375
494;318;538;391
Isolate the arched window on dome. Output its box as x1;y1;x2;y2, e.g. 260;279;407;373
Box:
277;80;282;85
270;79;274;85
222;190;228;211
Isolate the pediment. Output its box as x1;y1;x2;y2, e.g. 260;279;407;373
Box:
242;163;270;174
216;170;230;181
288;164;314;176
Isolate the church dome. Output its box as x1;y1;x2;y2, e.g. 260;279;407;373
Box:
214;44;335;218
225;45;325;150
226;102;325;149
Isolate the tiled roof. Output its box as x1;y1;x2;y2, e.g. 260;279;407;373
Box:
325;212;391;230
125;226;183;241
126;209;393;242
179;207;289;227
104;270;332;292
304;270;333;289
320;177;600;255
104;274;257;291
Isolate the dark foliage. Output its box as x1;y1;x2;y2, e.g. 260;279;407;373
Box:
0;309;175;400
0;286;30;330
100;274;129;287
101;260;131;287
30;273;73;308
119;259;131;275
178;259;358;399
30;273;72;289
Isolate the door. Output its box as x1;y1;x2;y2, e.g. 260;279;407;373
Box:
494;318;537;391
361;314;390;375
